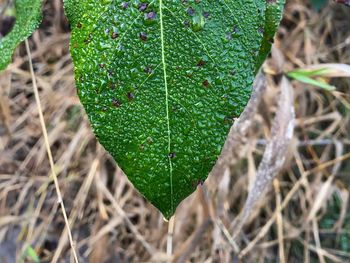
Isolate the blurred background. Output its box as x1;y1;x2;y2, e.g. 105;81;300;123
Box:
0;0;349;262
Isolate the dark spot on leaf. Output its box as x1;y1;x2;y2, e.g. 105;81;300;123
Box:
127;92;135;100
139;32;147;41
138;3;148;11
187;7;195;15
145;11;156;20
144;66;153;74
197;60;205;67
111;31;119;39
108;82;115;89
112;99;121;107
121;2;129;9
202;80;209;87
203;12;210;18
168;152;176;159
77;22;82;29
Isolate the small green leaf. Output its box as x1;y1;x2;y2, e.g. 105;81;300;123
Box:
0;0;43;70
287;69;336;91
20;245;40;263
65;0;284;219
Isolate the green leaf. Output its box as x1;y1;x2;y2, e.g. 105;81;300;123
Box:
19;244;40;263
64;0;284;219
255;0;285;72
0;0;43;70
287;69;336;91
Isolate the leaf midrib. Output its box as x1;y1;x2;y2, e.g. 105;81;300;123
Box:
159;0;174;215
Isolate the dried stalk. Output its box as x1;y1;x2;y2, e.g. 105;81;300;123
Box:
25;39;79;263
232;76;295;240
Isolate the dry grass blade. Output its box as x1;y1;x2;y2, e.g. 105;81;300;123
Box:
273;179;286;263
239;152;350;258
24;39;79;263
95;179;157;255
173;218;212;263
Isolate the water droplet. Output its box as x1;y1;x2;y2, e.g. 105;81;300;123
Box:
191;13;205;32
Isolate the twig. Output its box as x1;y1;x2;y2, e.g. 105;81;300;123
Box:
232;76;295;239
167;215;175;260
25;39;79;263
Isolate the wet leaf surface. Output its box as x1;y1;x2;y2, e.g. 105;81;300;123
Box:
64;0;284;219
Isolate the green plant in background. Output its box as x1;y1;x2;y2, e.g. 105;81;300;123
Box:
0;0;43;70
287;64;350;91
19;244;41;263
0;0;285;219
310;0;328;10
287;192;350;262
287;68;337;91
319;193;350;253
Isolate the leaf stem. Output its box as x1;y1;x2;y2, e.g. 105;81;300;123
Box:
167;215;175;260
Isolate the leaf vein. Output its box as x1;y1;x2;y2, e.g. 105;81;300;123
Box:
159;0;174;215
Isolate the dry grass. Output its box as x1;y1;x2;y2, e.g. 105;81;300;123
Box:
0;0;350;262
